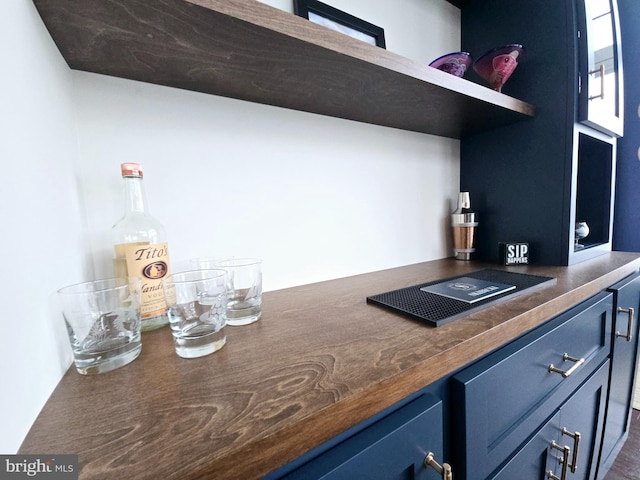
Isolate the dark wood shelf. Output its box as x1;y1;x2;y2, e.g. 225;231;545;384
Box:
33;0;534;138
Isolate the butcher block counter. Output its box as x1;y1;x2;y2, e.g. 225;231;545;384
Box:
19;253;640;479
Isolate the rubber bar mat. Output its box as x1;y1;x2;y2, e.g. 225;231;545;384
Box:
366;269;556;327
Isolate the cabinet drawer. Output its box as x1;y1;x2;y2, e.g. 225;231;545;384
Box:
452;291;612;480
281;394;445;479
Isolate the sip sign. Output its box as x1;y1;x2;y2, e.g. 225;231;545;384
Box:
499;242;529;265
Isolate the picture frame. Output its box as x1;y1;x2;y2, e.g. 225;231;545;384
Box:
293;0;386;49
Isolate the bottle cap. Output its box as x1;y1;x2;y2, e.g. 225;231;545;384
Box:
121;163;143;177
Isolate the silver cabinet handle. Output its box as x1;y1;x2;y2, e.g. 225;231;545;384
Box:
548;353;585;378
548;441;570;480
588;64;605;100
616;307;634;342
424;452;453;480
562;427;581;473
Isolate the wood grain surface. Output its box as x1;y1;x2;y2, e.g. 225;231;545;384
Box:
32;0;534;138
18;253;640;479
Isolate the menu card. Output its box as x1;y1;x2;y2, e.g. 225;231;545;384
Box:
420;276;516;304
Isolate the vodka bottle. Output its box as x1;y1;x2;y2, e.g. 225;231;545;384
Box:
113;163;170;331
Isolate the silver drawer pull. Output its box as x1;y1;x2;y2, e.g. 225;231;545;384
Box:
562;427;581;473
616;307;634;342
548;441;570;480
424;452;453;480
548;353;585;378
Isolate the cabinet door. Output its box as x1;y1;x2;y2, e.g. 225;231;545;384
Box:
578;0;624;136
490;360;608;480
452;292;612;480
491;413;561;480
281;394;446;480
599;272;640;476
557;360;609;480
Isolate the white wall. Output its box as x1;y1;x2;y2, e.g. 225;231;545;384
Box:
75;74;460;291
1;0;460;453
260;0;461;63
0;1;85;454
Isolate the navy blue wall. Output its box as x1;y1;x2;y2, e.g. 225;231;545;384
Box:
613;0;640;251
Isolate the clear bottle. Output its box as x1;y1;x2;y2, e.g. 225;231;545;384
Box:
113;163;170;331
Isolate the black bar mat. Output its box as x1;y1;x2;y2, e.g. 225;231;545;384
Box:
366;269;556;327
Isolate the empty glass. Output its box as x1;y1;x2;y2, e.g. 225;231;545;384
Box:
214;258;262;326
58;277;142;375
163;269;227;358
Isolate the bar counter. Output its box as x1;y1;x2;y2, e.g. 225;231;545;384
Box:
19;253;640;479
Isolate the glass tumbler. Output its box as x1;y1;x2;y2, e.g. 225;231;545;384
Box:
58;277;142;375
163;269;227;358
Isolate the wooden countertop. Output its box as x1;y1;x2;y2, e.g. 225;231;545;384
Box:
19;253;640;479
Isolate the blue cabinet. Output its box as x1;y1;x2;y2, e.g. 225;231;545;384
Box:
278;394;447;480
451;292;612;479
460;0;620;266
598;272;640;477
492;360;609;480
611;0;640;252
491;413;560;480
554;360;609;480
268;273;640;480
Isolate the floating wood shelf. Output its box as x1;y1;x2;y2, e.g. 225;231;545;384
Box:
33;0;534;138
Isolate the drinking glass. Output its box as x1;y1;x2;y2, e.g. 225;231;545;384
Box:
214;258;262;326
163;269;227;358
58;277;142;375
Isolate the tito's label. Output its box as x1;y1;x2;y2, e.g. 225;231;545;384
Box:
115;242;171;318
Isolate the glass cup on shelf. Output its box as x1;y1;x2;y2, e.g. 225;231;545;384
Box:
213;258;263;326
58;277;142;375
163;269;227;358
